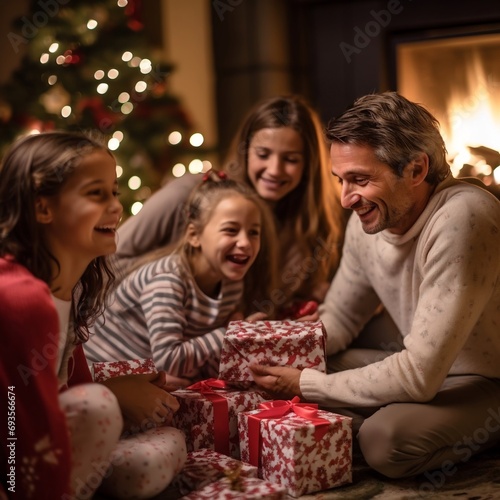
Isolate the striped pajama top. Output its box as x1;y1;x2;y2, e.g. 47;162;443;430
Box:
84;253;243;380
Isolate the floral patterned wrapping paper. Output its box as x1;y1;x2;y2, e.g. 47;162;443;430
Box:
181;476;287;499
238;401;352;497
171;381;269;460
218;320;327;385
172;449;258;496
91;358;157;382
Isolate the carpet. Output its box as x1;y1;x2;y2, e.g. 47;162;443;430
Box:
94;446;500;499
300;447;500;500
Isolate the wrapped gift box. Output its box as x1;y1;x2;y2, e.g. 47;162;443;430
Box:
92;358;156;382
238;399;352;497
182;476;287;499
218;320;326;384
172;449;258;496
171;380;269;459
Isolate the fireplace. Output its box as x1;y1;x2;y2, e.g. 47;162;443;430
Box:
388;24;500;192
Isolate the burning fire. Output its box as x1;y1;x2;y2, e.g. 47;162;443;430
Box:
441;51;500;185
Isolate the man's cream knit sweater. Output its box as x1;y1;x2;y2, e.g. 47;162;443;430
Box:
301;176;500;407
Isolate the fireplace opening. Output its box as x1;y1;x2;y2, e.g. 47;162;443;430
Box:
388;24;500;194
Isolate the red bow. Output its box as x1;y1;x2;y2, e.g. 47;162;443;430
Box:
247;397;331;467
187;378;230;455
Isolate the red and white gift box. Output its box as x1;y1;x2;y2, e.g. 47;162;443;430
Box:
172;449;258;496
91;358;156;382
218;320;326;384
238;398;352;497
171;379;269;459
182;476;287;499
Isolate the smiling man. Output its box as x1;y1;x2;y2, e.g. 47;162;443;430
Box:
251;91;500;480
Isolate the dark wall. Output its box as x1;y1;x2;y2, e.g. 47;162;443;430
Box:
301;0;500;123
210;0;313;159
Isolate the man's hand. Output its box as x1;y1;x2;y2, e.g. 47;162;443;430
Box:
249;364;303;400
101;371;181;432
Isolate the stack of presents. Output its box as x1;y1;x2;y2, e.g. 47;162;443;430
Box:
93;321;353;499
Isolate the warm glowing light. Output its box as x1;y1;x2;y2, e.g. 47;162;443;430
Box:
450;148;471;177
48;75;57;85
61;106;71;118
113;130;124;141
87;19;98;30
129;57;141;68
189;133;204;147
97;83;109;94
56;55;65;65
139;59;152;74
122;51;133;62
493;166;500;185
131;201;143;215
135;81;147;93
118;92;130;103
443;53;500;168
172;163;186;177
128;176;142;190
189;159;203;174
116;165;123;177
121;102;133;114
168;131;182;145
202;160;212;172
108;69;119;79
475;160;492;176
94;70;105;80
48;43;59;53
108;138;120;151
40;53;49;64
117;0;128;7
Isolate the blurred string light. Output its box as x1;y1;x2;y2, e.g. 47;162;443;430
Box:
172;163;186;177
189;133;204;147
139;59;152;74
121;102;133;114
168;131;182;145
135;81;147;93
108;137;120;151
118;92;130;103
128;176;141;190
97;83;108;94
188;159;203;174
122;51;133;62
131;202;143;215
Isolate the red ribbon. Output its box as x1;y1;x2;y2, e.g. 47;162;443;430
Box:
247;397;331;467
187;379;230;456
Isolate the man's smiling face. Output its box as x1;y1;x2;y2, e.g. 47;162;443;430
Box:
330;142;421;235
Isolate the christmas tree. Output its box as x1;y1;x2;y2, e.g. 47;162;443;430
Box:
0;0;209;216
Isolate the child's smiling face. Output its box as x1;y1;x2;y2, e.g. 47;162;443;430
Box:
188;194;262;296
37;149;123;263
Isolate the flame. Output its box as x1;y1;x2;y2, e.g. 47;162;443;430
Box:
441;51;500;180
